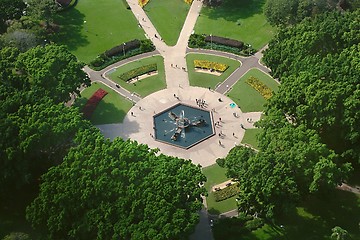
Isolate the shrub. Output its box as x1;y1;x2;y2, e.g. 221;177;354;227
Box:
245;218;264;231
188;34;206;48
216;158;225;167
205;35;244;49
184;0;193;4
245;76;273;99
82;88;108;119
105;39;141;58
119;63;157;82
213;183;240;202
89;40;155;70
194;60;228;72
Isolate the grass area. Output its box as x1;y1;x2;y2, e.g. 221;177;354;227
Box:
53;0;145;63
144;0;190;46
195;0;276;50
186;53;240;89
202;164;237;214
76;82;133;125
243;190;360;239
107;56;166;97
241;128;263;149
227;68;279;112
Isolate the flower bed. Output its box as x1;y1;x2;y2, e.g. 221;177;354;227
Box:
119;63;157;82
194;60;228;72
184;0;193;4
82;88;108;119
245;76;273;99
213;183;240;202
139;0;150;8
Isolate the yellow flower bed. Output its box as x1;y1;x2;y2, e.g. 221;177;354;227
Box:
193;60;229;72
139;0;150;8
246;76;273;99
184;0;194;4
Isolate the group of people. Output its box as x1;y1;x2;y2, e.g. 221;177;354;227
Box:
195;98;206;108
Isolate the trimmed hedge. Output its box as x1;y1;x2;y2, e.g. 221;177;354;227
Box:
89;39;155;70
245;218;264;231
205;35;244;49
194;60;228;72
213;183;240;202
119;63;157;82
188;34;255;56
245;76;273;99
105;39;140;58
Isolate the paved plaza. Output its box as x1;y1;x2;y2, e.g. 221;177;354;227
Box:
97;86;262;167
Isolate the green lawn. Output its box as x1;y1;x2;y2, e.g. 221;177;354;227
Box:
202;164;237;214
107;56;166;97
244;190;360;239
227;68;279;112
53;0;145;63
241;128;263;149
186;53;240;89
195;0;276;50
76;82;133;125
144;0;190;46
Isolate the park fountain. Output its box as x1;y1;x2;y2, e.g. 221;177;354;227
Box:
153;103;214;149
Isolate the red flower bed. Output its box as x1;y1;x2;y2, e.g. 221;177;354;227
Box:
82;88;108;119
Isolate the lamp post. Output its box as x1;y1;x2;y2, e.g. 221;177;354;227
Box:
210;33;212;50
123;42;126;57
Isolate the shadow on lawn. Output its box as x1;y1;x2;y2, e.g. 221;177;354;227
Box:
51;8;88;52
204;0;265;22
274;190;360;240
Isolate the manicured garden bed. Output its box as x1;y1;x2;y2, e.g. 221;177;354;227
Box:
53;0;145;63
186;53;240;89
144;0;190;46
194;0;276;50
227;69;279;112
76;82;133;125
82;88;108;119
107;56;166;97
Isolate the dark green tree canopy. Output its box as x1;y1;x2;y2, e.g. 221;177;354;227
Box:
263;10;360;163
27;132;206;240
0;0;26;33
0;44;90;103
264;0;346;26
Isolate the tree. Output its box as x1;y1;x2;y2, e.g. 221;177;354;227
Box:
264;0;339;26
263;10;360;164
331;226;349;240
26;132;206;239
0;0;26;33
26;0;60;28
0;97;91;204
2;30;39;52
15;44;90;103
223;110;352;218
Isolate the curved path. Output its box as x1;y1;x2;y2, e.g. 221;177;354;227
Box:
82;2;276;238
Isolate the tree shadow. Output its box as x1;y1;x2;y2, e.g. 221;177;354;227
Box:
273;189;360;239
51;7;88;51
203;0;266;22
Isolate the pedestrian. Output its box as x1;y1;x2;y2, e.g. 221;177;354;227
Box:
139;106;142;110
232;132;235;137
176;64;178;68
226;84;229;89
218;140;222;146
174;93;176;98
171;63;173;67
155;33;158;38
131;112;134;116
218;133;221;137
240;123;244;129
219;117;222;122
208;87;211;91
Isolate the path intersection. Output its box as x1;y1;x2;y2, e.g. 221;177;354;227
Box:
84;0;271;168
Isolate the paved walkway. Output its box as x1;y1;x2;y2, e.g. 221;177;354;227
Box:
80;1;276;239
